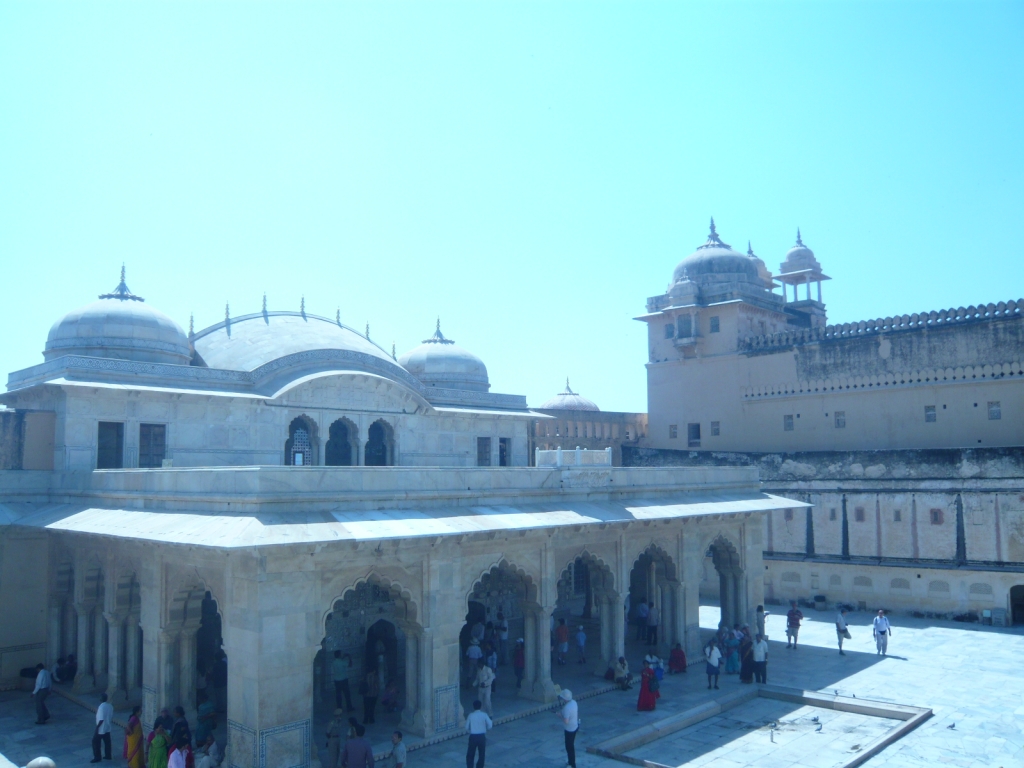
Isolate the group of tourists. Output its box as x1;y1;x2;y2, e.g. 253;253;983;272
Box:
702;624;769;689
632;600;661;646
324;711;405;768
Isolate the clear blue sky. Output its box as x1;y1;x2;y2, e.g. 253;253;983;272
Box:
1;1;1021;413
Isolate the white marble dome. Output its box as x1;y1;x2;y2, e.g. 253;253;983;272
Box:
398;321;490;392
539;380;600;411
672;219;765;287
779;230;822;274
44;271;191;365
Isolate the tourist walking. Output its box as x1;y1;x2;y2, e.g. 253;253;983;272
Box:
325;709;346;768
125;705;145;768
555;619;570;665
873;609;891;655
30;663;51;724
465;700;492;768
752;634;768;684
575;625;587;664
475;659;494;715
91;693;114;763
704;638;722;690
836;608;851;655
637;660;660;711
755;605;768;640
668;643;687;674
738;629;755;684
557;689;579;768
786;601;803;649
340;723;374;768
635;601;649;641
361;669;379;724
333;652;354;711
646;602;660;646
513;638;525;688
387;731;405;768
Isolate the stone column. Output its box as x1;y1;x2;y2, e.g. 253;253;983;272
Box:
400;629;419;734
73;603;95;692
416;628;433;736
671;582;686;651
94;609;109;688
125;615;141;696
648;560;656;604
520;611;536;693
595;595;611;675
63;601;77;659
47;602;63;667
610;593;625;664
530;606;557;702
105;612;128;706
179;624;200;724
721;572;734;629
159;631;178;711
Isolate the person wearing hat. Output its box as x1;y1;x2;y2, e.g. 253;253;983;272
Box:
325;708;346;768
513;638;526;689
557;689;579;768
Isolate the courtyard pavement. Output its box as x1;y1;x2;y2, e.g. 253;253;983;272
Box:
3;605;1023;768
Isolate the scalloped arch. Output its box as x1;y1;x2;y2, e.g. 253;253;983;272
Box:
325;570;420;628
466;558;540;606
557;548;619;596
630;542;677;581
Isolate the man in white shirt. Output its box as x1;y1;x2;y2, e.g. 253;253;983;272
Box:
388;730;406;768
872;609;891;655
474;659;495;715
557;688;579;768
465;699;492;768
31;664;51;724
752;634;769;684
836;608;850;655
91;692;114;762
168;736;189;768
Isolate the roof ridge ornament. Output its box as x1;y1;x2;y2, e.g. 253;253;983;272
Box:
300;296;305;316
189;313;194;338
365;322;370;340
423;317;455;345
697;217;731;251
262;293;267;314
796;228;804;246
336;308;341;325
98;263;144;301
563;377;577;395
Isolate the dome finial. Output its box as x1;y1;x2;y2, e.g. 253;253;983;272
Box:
796;228;803;246
365;322;370;340
189;313;194;338
424;318;454;344
225;302;230;322
747;240;754;256
697;217;729;250
300;295;305;316
262;293;267;313
336;308;341;324
709;217;717;237
98;263;144;302
564;377;577;395
391;342;396;360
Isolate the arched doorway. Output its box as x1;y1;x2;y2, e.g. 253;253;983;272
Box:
285;416;318;466
464;561;547;708
553;553;619;681
628;545;681;657
326;418;358;466
164;583;226;734
315;576;423;760
107;571;143;706
1011;585;1024;625
707;536;745;631
365;419;394;466
73;564;107;692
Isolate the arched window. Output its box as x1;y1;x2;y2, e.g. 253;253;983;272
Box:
325;419;357;466
365;419;394;466
285;417;317;466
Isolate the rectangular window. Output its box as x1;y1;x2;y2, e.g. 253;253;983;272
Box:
834;411;846;429
784;415;794;431
138;423;167;468
894;509;902;522
854;506;866;522
97;422;124;469
668;424;678;439
687;423;701;448
925;405;936;422
663;323;674;339
709;316;720;333
988;401;1001;420
829;508;837;521
498;437;510;467
677;315;692;339
930;508;944;525
710;421;720;436
476;437;492;467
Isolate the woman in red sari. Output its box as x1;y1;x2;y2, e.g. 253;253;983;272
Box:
668;643;687;674
637;660;660;711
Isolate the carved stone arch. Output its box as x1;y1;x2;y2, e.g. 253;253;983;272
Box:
113;566;143;615
165;573;221;629
325;415;360;467
466;557;540;606
558;548;618;598
365;417;396;466
325;569;421;628
630;541;678;582
285;413;320;466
